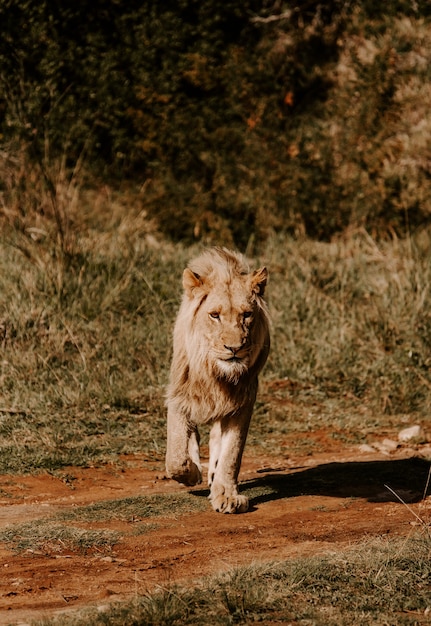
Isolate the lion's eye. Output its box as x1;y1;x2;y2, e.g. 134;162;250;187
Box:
209;312;220;320
243;311;253;319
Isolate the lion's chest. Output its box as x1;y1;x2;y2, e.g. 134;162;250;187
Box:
185;376;257;425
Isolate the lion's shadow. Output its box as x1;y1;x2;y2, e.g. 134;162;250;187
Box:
191;457;431;509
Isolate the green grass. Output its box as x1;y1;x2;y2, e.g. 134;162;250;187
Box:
0;197;430;472
35;535;431;625
0;190;187;471
59;492;209;523
0;491;207;556
0;520;118;556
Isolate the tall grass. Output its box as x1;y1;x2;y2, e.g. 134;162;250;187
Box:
0;150;430;472
0;151;187;471
265;229;431;414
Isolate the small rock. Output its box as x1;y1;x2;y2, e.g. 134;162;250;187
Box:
398;425;424;443
374;439;399;454
358;444;375;453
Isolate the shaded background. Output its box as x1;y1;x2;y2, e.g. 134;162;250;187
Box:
1;0;431;249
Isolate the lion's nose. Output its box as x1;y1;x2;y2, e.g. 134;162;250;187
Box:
224;344;241;355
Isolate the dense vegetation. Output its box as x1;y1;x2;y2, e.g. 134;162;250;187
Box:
0;1;430;473
1;6;431;623
1;1;431;247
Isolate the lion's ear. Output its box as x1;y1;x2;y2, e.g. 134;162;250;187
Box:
183;268;204;296
251;267;268;297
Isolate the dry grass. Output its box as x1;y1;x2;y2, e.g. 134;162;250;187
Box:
35;535;431;625
0;520;118;556
0;490;208;557
59;492;209;523
265;229;431;414
0;157;430;472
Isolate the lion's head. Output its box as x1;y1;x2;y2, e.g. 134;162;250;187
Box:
173;247;270;385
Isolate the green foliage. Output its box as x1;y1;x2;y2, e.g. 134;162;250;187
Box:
0;0;138;169
2;2;431;245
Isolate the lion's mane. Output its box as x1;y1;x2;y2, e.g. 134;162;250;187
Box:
166;247;270;425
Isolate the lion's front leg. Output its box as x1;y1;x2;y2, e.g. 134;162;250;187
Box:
208;413;251;514
166;404;202;486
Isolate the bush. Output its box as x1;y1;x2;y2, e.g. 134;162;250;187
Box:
1;1;431;246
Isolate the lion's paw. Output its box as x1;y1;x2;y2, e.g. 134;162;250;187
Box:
167;459;202;487
210;491;249;514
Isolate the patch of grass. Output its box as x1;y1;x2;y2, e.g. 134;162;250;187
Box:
35;535;431;625
130;522;160;537
60;492;209;523
0;520;118;556
0;492;205;557
0;405;167;473
263;230;431;413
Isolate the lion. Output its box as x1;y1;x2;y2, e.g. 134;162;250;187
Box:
165;247;270;513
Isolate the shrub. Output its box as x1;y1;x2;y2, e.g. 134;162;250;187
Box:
1;2;431;245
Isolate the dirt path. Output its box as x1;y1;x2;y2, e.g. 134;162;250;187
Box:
0;443;430;625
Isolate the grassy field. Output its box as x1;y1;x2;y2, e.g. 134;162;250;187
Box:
1;3;431;622
0;158;430;623
0;170;430;473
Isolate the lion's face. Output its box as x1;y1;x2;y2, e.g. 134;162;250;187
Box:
179;248;269;385
195;280;259;382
